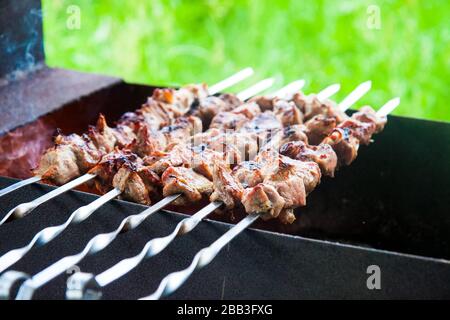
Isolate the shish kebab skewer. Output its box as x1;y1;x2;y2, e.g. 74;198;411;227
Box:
64;83;349;300
139;97;400;300
0;80;317;300
0;78;358;280
0;67;255;199
0;78;307;273
0;76;276;226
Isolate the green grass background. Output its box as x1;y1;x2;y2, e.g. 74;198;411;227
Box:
42;0;449;121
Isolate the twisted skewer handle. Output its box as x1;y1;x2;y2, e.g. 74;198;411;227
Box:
66;201;223;299
2;194;180;300
0;188;121;273
0;173;96;226
98;201;222;286
140;213;260;300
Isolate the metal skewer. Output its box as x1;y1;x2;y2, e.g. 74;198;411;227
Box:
65;83;347;299
236;78;274;100
0;173;96;225
0;79;315;300
139;97;401;300
208;67;254;95
0;77;272;227
338;80;372;112
0;79;285;272
0;68;255;200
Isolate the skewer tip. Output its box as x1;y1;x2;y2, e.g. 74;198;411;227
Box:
377;97;401;117
316;83;341;101
338;80;372;112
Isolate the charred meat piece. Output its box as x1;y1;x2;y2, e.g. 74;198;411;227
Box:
218;93;243;110
281;125;309;145
209;112;249;131
54;133;102;172
280;141;337;177
338;118;376;145
292;93;347;123
88;114;136;154
352;106;387;134
210;163;244;209
206;132;258;164
127;123;167;157
278;208;296;224
88;149;140;194
232;161;264;188
33;144;80;185
112;163;160;205
304;115;337;145
162;166;213;205
88;114;119;153
188;96;231;127
231;102;261;119
33;132;103;184
241;111;283;145
273;100;303;127
160;116;203;149
152;84;209;117
249;95;276;111
143;144;192;174
323;128;359;166
241;183;286;221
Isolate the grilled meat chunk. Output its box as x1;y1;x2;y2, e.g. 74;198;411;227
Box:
54;133;102;172
88;149;140;194
161;116;203;149
112;163;160;205
249;95;276;111
292;93;347;123
353;106;387;133
33;144;80;185
88;114;119;153
210;112;249;131
240;154;321;223
210;163;244;209
218;93;243;110
323;128;359;166
232;161;264;188
206;131;258;164
273;100;303;126
280;141;338;177
188;96;231;127
162;166;213;205
231;102;261;119
241;111;283;145
304;115;337;145
241;183;286;221
128;123;167;157
144;144;191;174
33;132;103;184
281;125;309;145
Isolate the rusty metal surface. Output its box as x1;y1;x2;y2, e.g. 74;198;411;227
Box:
0;67;121;135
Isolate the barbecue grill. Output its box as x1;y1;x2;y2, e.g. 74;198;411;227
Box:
1;0;449;300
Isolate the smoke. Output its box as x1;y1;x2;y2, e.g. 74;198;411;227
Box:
0;7;44;83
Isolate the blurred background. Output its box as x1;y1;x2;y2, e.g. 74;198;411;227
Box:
42;0;449;121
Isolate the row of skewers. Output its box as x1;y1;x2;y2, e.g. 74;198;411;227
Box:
0;68;399;299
